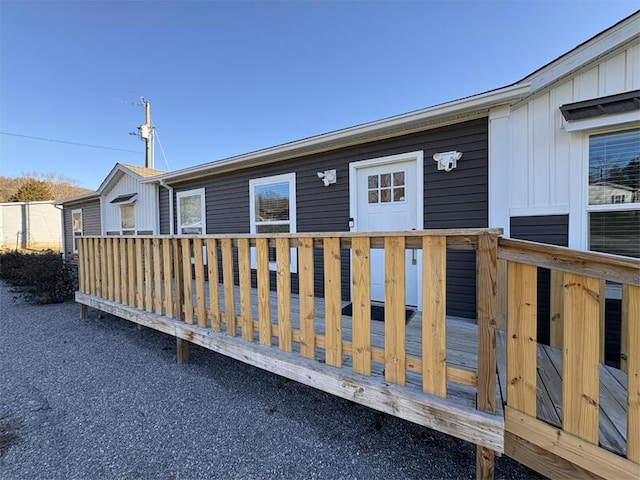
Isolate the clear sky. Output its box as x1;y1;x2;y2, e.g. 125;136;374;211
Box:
1;1;638;189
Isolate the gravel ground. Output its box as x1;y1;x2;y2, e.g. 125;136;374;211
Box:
0;282;544;480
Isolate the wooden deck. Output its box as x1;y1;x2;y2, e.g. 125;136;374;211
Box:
496;331;628;458
75;232;640;479
78;278;632;457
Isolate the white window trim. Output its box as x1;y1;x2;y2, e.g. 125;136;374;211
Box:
72;208;83;253
176;188;206;235
579;125;640;251
249;172;297;273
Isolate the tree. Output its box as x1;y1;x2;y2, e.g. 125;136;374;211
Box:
8;179;54;202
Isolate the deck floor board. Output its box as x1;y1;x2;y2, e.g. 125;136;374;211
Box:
496;331;628;458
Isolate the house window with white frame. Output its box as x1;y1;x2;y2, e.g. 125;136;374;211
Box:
72;208;83;253
120;204;135;235
587;128;639;258
177;188;206;234
249;173;297;271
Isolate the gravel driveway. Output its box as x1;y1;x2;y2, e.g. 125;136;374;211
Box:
0;282;543;479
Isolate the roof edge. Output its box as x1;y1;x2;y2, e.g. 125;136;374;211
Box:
55;191;100;206
147;83;530;184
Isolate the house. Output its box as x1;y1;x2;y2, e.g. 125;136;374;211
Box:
64;13;640;478
61;12;639;321
0;200;63;251
57;163;164;258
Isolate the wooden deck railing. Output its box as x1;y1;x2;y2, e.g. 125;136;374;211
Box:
76;229;498;396
498;238;639;478
76;228;502;476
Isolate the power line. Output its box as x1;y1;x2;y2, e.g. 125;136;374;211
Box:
0;131;143;154
154;129;170;171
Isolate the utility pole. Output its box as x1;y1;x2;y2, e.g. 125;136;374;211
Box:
138;97;154;169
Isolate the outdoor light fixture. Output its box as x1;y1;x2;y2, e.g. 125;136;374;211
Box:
433;151;463;172
317;169;337;187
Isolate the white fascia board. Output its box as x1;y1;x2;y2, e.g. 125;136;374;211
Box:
96;163;145;195
522;14;639;92
55;191;100;206
145;83;531;185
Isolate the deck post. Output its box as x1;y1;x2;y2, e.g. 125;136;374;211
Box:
79;303;88;319
476;233;498;480
176;337;190;364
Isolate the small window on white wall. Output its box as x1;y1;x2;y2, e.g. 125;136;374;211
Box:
72;208;83;253
120;204;135;235
177;188;206;234
249;173;297;271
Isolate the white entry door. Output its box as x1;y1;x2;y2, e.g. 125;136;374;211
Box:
350;153;422;307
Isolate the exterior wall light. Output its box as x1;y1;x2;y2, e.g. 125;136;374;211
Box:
317;169;337;187
433;151;463;172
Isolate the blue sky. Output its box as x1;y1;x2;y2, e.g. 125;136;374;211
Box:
1;1;638;189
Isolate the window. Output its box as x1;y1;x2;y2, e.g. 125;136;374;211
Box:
120;204;135;235
367;171;406;203
177;188;206;234
72;208;83;253
249;173;297;271
587;128;639;258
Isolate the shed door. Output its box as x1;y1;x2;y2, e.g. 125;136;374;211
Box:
354;159;419;306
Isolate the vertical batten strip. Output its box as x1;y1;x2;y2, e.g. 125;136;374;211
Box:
144;238;153;313
324;237;342;368
384;236;406;385
257;238;271;346
506;262;537;415
173;239;184;321
120;238;127;304
153;238;163;315
562;273;600;444
298;237;315;359
237;238;253;341
135;238;144;310
221;238;236;336
422;236;446;397
206;238;220;331
352;237;371;376
88;238;96;296
276;238;292;352
113;238;121;304
624;284;639;463
162;239;173;318
106;238;115;301
181;238;193;324
193;238;206;327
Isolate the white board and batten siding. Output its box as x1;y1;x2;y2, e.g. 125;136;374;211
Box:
102;173;159;235
489;33;640;249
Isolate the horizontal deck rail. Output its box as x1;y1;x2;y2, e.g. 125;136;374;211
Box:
498;237;639;479
75;229;503;474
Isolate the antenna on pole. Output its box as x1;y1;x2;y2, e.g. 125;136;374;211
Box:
137;97;154;169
